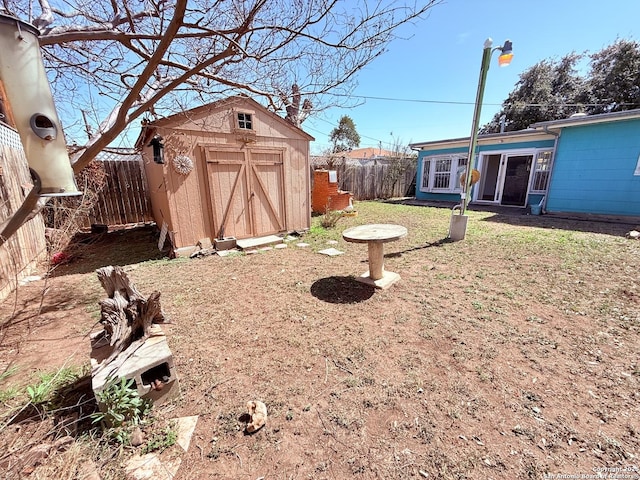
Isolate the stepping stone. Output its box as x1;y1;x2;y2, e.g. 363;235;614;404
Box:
236;235;283;250
216;250;238;257
296;242;310;248
275;244;288;249
326;240;339;245
318;248;344;256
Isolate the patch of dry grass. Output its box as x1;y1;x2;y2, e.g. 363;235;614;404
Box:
1;201;640;479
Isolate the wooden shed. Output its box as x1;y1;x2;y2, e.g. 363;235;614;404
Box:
138;96;314;256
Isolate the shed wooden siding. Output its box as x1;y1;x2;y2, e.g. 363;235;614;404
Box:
142;98;311;250
547;119;640;216
142;146;173;243
0;126;47;301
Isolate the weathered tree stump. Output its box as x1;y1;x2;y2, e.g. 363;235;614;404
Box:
94;266;167;371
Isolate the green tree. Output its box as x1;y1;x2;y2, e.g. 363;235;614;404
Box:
482;53;584;133
484;40;640;133
329;115;361;153
586;39;640;114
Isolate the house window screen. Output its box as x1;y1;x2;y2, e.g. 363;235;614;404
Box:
420;154;468;193
531;151;552;192
433;157;452;189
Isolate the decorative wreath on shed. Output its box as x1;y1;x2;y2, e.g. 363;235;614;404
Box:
172;155;194;175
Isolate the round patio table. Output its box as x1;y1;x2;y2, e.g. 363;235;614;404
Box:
342;223;407;289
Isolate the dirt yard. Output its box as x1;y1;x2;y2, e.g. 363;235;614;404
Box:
1;201;639;479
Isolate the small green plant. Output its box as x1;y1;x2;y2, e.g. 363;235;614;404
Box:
91;377;151;443
0;386;20;404
0;365;18;384
309;224;325;235
141;423;177;454
26;382;52;405
320;208;342;228
25;365;87;407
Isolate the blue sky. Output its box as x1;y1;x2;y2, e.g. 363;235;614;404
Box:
304;0;640;155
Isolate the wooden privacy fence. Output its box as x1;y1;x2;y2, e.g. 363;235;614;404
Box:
0;127;47;301
333;161;417;200
83;155;154;229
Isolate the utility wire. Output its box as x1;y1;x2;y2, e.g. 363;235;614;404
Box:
307;94;640;151
330;93;640;108
305;118;397;151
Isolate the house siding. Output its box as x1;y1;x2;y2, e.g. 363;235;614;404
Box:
547;119;640;216
415;140;555;202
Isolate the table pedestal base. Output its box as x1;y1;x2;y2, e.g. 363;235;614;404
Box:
356;270;401;290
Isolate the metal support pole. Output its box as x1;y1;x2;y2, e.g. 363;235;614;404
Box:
460;38;493;215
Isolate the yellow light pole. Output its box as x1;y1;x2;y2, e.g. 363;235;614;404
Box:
449;38;513;241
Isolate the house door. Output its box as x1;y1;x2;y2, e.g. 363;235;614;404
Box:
205;148;285;239
500;154;532;206
478;154;502;201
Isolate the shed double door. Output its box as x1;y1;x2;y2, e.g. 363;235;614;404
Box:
205;148;286;240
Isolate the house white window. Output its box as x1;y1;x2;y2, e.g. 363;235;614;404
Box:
531;150;552;192
421;158;431;190
237;112;253;130
420;154;468;192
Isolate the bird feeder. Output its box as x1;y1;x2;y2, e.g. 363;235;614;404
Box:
0;13;79;196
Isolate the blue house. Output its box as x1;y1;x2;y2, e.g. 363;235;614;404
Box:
410;109;640;217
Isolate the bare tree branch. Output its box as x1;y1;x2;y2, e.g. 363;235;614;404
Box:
2;0;440;173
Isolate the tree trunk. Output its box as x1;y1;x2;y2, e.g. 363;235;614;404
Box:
94;266;167;370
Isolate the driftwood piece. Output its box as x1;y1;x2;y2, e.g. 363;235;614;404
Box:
94;266;167;371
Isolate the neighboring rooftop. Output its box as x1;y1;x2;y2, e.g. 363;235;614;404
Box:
339;147;396;159
94;148;141;162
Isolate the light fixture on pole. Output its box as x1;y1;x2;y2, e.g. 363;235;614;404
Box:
449;38;513;241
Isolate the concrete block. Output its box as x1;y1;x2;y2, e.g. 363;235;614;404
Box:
91;327;180;407
173;245;198;258
214;237;237;251
197;237;213;250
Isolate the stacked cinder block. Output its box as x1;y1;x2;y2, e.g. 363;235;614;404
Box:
91;325;180;407
312;169;352;213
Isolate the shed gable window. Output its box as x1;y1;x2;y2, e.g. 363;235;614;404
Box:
237;112;253;130
531;150;552;192
420;154;467;193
